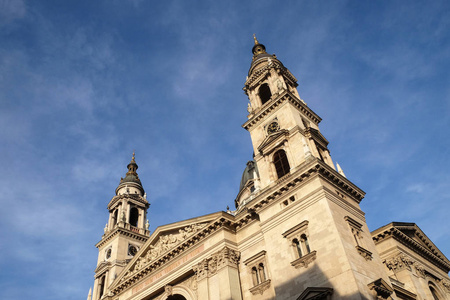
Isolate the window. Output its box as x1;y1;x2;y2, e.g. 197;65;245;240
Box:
273;150;290;179
429;283;443;300
259;83;272;105
112;209;118;227
129;207;139;227
344;216;372;260
243;251;271;295
283;221;317;269
98;275;105;299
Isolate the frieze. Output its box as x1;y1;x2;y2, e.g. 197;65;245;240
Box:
123;223;208;280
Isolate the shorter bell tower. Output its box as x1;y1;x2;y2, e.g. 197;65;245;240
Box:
92;153;150;300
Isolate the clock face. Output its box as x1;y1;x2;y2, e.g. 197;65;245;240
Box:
128;245;137;256
267;121;279;134
105;248;112;260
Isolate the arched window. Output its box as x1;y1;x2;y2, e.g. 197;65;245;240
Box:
129;207;139;227
252;266;260;285
98;275;105;299
293;238;302;257
112;209;118;227
259;83;272;105
429;283;442;300
273;150;290;179
301;234;311;254
258;263;266;281
167;295;187;300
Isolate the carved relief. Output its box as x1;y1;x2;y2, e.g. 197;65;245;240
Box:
124;223;208;279
383;253;413;272
164;285;173;296
439;278;450;293
193;246;240;280
291;250;317;269
413;262;426;278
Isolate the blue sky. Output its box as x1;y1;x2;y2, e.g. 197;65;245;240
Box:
1;1;449;299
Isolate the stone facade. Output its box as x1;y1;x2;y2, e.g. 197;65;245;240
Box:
89;38;450;300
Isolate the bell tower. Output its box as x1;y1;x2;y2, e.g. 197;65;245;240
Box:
92;153;150;300
243;35;335;193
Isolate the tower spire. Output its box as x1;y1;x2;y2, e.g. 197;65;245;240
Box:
253;33;259;45
116;151;144;195
251;34;267;57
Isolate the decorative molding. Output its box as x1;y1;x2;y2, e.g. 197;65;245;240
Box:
438;278;450;293
383;253;413;272
122;223;208;280
282;220;309;238
193;246;240;280
356;245;373;261
291;250;317;269
243;250;266;266
164;285;173;296
107;193;149;210
367;278;394;300
249;279;271;295
296;287;333;300
372;224;450;273
242;92;321;131
96;226;149;249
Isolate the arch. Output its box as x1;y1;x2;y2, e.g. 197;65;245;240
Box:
129;207;139;227
259;83;272;105
301;234;311;253
167;295;186;300
293;238;302;257
273;149;290;179
429;282;444;300
112;209;118;227
157;285;196;300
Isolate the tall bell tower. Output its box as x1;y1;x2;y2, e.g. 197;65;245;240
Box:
243;36;335;192
92;153;150;300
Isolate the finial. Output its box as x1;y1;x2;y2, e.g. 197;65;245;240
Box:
253;34;259;45
336;162;346;178
131;150;136;163
87;287;92;300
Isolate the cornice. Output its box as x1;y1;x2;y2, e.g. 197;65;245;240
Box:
242;92;321;131
108;193;149;210
372;227;450;272
110;216;236;295
245;58;297;89
96;227;149;249
245;159;364;216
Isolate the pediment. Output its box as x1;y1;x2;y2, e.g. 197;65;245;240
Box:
392;223;450;264
111;211;225;290
257;129;289;155
296;287;333;300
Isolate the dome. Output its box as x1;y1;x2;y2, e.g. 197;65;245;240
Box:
239;160;259;192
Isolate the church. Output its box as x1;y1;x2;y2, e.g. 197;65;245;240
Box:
88;38;450;300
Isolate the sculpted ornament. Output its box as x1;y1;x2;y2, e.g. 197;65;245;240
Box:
124;223;208;279
413;262;426;278
439;279;450;293
383;253;412;272
193;247;240;280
